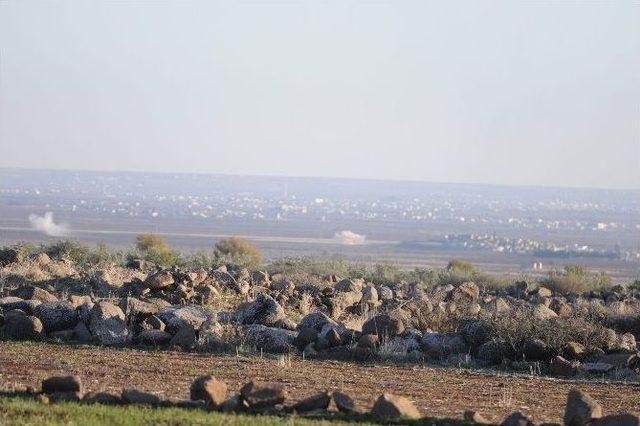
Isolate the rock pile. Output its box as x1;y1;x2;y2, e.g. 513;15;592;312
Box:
2;262;640;381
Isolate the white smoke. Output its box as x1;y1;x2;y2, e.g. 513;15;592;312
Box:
28;212;69;237
334;230;366;245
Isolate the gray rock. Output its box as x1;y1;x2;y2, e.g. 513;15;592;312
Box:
89;301;129;346
169;324;197;349
243;324;296;353
156;305;213;333
4;311;44;340
296;312;337;332
240;381;286;410
237;293;286;327
34;302;78;332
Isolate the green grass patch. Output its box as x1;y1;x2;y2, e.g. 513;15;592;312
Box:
0;396;364;426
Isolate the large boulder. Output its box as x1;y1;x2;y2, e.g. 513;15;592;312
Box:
4;311;44;340
237;294;287;327
243;324;296;354
371;393;420;420
33;302;78;332
361;314;405;338
89;301;129;346
156;305;213;333
564;388;602;426
296;312;337;332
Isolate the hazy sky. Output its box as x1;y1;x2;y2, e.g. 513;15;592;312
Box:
1;1;638;189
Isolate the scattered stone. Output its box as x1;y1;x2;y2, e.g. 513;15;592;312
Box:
240;381;286;409
371;393;420;420
41;375;82;394
243;324;296;354
564;388;602;426
190;375;227;406
83;391;122;405
501;411;534;426
121;388;162;405
332;391;357;414
292;391;331;413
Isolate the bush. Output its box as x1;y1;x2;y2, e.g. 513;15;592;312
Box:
42;240;90;263
542;265;611;294
214;237;262;268
134;233;177;266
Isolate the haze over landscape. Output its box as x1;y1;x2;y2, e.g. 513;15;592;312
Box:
1;1;639;189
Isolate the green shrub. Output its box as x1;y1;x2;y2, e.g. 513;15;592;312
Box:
134;233;177;266
214;237;262;268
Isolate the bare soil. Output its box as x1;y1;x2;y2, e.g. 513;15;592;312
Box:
1;341;639;423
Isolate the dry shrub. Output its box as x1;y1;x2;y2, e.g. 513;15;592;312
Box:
542;265;611;294
490;308;612;353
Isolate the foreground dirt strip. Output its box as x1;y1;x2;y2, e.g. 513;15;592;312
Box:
1;341;639;423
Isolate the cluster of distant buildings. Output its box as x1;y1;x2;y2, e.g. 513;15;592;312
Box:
443;233;640;262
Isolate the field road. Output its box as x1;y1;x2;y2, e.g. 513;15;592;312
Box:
1;341;638;423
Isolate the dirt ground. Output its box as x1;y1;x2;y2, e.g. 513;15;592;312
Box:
1;341;639;423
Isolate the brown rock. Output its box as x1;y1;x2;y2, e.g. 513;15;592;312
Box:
550;356;578;377
144;270;175;290
190;375;227;406
292;391;331;413
240;381;286;409
371;393;420;420
357;334;379;349
564;388;602;426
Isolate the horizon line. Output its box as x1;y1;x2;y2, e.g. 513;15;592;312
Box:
1;165;638;193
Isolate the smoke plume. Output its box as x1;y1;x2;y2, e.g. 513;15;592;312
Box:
28;212;69;237
334;230;366;245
